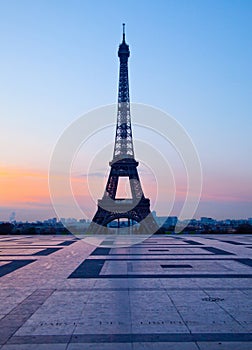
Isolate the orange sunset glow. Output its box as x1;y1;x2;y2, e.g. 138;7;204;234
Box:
1;167;49;206
1;164;251;222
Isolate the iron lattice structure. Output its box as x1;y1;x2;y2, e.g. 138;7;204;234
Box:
113;26;134;160
90;24;159;234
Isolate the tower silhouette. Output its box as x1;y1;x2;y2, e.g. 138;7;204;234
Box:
90;24;158;234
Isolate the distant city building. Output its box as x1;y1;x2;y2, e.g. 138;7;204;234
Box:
155;216;178;229
1;215;251;235
223;219;231;225
9;211;16;223
43;218;57;225
200;217;216;225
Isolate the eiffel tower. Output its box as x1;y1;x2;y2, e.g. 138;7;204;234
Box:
90;24;159;234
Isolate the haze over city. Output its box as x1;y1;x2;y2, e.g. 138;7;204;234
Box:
1;0;251;222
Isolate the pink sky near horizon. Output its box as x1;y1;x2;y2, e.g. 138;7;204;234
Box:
1;165;251;222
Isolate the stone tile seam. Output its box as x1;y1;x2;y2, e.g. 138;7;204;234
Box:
6;333;252;344
0;288;55;346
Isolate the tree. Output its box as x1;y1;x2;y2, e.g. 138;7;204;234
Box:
0;223;14;234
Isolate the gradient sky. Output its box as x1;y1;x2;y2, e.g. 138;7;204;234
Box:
0;0;251;221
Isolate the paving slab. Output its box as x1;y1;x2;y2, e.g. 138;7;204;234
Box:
0;234;251;349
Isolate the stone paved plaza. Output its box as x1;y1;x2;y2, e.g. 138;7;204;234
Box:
0;234;252;349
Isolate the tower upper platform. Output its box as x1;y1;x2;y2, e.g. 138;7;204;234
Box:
118;23;130;58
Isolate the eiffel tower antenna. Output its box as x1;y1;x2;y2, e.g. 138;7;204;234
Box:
122;23;125;41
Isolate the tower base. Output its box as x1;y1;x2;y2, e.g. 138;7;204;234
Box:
89;197;159;234
89;158;159;234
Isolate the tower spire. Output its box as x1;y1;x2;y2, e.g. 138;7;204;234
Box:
122;23;125;42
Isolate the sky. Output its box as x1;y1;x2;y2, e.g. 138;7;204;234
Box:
0;0;251;222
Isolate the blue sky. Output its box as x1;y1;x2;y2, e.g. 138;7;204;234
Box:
0;0;251;221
